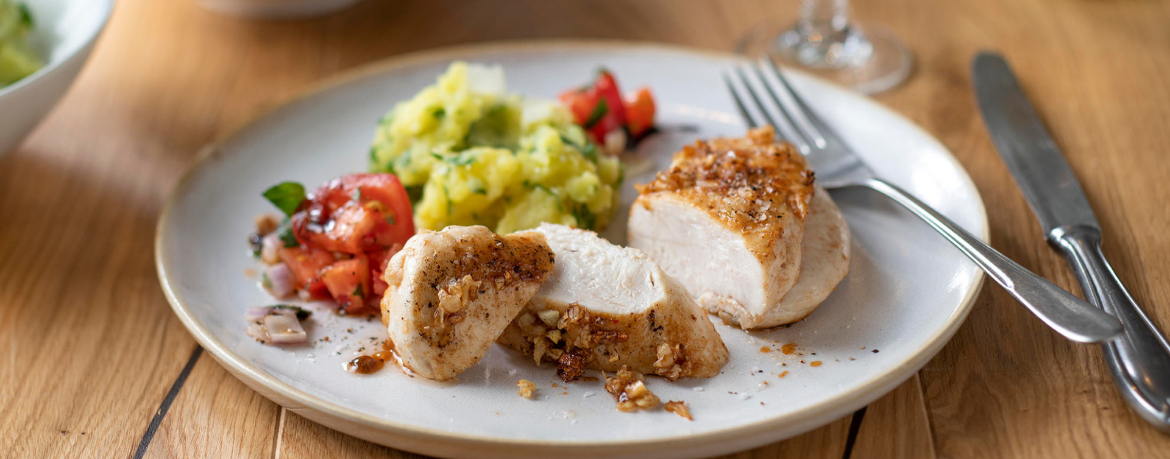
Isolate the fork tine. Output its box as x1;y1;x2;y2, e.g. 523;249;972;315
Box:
722;72;759;128
729;65;808;152
755;59;826;149
761;58;847;147
732;66;784;132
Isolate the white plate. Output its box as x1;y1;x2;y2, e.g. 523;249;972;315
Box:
156;41;987;459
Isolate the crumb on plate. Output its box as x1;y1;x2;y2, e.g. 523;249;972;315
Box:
604;366;660;412
517;379;536;399
665;400;693;420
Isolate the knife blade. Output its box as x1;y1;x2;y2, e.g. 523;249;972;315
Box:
972;53;1099;238
972;52;1170;431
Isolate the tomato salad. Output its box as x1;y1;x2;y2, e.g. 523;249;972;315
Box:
559;69;657;155
249;173;415;343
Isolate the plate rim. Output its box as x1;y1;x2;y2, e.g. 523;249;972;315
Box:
155;39;989;451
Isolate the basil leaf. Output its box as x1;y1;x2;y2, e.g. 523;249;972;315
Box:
583;98;608;129
262;182;306;217
352;285;364;298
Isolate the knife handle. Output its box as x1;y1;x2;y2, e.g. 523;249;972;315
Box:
1051;225;1170;430
861;178;1122;343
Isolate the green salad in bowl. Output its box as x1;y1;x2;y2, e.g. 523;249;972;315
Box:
0;0;42;87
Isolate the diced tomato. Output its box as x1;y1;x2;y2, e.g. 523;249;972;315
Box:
560;91;600;129
372;276;389;297
278;246;334;299
293;173;415;254
366;244;402;299
320;256;371;314
624;87;656;138
559;70;628;142
365;244;402;273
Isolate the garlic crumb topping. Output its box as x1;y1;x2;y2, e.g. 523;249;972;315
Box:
517;379;536;399
604;366;660;412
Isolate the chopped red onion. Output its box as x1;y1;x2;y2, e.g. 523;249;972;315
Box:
245;322;269;342
265;263;295;298
244;306;271;322
264;314;307;344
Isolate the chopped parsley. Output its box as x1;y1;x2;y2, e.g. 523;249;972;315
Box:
352;285;364;298
276;217;299;248
445;153;477;167
559;134;598;162
272;304;312;320
572;206;597;230
18;3;33;27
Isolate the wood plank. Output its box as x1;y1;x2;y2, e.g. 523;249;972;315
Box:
142;352;282;459
277;410;426;459
866;0;1170;457
0;0;230;454
850;375;936;459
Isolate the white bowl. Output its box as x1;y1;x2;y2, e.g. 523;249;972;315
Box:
0;0;114;157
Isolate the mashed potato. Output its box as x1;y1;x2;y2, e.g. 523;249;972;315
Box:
370;62;622;234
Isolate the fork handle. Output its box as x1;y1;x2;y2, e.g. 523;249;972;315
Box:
858;178;1122;343
1051;226;1170;430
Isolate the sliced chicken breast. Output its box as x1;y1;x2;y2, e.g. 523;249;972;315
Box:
742;186;849;325
629;127;847;329
497;223;728;381
381;226;555;381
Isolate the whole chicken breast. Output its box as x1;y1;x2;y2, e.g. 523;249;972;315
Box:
381;226;555;381
497;223;728;381
629;127;848;329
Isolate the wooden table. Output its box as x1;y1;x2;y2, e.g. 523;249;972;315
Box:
3;0;1169;457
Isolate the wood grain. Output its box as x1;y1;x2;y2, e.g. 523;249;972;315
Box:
850;375;936;459
1;0;1168;457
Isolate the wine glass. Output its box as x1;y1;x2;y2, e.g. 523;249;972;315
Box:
737;0;914;95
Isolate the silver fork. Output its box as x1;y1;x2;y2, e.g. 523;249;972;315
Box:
724;59;1122;343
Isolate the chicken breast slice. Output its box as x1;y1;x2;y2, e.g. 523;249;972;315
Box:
497;223;728;381
381;226;555;381
734;187;849;325
629;127;847;329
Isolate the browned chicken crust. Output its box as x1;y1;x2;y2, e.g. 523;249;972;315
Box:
381;226;555;380
498;302;727;382
635;126;815;244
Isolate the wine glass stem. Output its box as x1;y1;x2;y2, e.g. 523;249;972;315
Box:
783;0;873;69
800;0;849;33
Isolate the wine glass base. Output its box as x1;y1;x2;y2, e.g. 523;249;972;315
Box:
738;24;914;95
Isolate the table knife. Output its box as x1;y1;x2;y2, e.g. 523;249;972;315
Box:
973;52;1170;431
